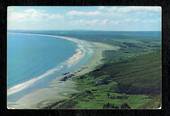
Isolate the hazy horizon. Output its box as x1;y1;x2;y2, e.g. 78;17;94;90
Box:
8;29;161;32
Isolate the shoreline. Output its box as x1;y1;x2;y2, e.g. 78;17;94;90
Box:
7;32;88;96
72;42;120;77
7;32;120;109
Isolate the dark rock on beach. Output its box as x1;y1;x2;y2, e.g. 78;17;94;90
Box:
60;73;75;81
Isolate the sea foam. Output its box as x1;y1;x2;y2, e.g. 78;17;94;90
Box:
7;33;90;96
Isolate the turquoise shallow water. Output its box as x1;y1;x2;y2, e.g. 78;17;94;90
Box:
7;32;93;101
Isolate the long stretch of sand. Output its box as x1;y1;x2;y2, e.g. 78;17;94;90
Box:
7;34;120;109
74;42;120;76
7;33;86;96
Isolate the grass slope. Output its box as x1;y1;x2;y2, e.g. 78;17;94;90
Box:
49;50;161;109
93;50;162;95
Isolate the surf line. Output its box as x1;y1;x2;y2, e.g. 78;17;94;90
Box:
7;32;90;96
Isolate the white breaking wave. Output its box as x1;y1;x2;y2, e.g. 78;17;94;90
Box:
7;65;63;96
66;49;84;67
7;32;91;96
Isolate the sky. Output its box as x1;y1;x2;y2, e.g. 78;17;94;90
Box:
8;6;161;31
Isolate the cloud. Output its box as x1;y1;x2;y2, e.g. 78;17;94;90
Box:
67;10;101;16
78;19;99;26
8;8;64;30
96;6;161;19
121;6;161;13
8;8;63;22
7;6;161;31
98;6;161;13
71;19;117;27
96;6;161;26
98;6;105;10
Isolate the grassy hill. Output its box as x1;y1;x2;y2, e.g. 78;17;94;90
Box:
10;31;161;109
48;50;161;109
93;50;161;95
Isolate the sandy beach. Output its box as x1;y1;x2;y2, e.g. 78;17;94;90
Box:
73;42;120;77
7;33;86;96
7;34;120;109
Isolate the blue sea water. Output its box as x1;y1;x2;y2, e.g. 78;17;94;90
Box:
7;32;93;101
7;33;78;88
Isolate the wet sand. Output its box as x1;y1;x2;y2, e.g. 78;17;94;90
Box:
7;39;120;109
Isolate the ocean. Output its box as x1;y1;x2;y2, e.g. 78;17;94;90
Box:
7;32;93;101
